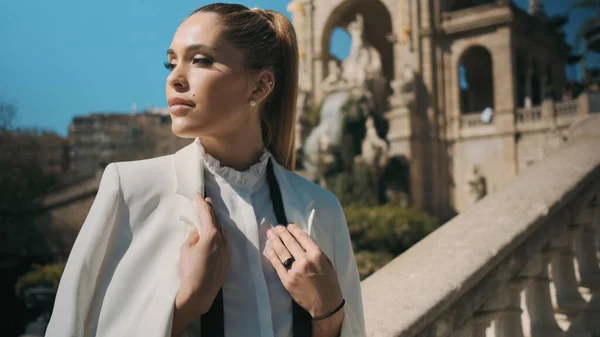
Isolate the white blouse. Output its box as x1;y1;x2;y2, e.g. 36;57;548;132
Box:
184;143;293;337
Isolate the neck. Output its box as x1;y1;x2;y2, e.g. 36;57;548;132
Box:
199;127;265;172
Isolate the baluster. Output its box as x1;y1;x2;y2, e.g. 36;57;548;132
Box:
449;319;474;337
575;196;600;334
550;224;592;337
495;279;529;337
471;313;493;337
522;252;564;337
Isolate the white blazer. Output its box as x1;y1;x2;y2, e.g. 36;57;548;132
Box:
46;139;365;337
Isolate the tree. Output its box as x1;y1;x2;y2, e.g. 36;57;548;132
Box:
0;102;55;336
572;0;600;53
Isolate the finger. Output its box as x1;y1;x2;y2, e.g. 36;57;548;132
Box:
184;225;200;247
264;246;289;277
273;225;306;259
287;223;319;251
205;197;227;240
195;194;212;234
267;228;293;264
195;195;224;241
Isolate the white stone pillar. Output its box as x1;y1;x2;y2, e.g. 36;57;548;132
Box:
550;225;592;337
523;252;564;337
497;282;526;337
575;197;600;334
471;313;493;337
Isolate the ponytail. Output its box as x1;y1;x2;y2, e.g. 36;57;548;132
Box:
259;10;298;170
192;4;299;170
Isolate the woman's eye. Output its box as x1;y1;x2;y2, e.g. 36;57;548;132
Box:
163;61;175;71
192;57;213;66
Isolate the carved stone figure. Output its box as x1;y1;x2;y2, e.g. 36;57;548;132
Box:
360;116;389;169
322;60;347;94
341;14;383;90
466;165;487;204
389;65;417;109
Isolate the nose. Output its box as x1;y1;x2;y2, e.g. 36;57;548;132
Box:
167;67;189;92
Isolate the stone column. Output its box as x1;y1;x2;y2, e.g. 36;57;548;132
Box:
495;280;528;337
575;197;600;334
471;313;493;337
523;252;564;337
550;224;592;337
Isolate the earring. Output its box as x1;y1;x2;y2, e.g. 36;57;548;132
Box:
250;100;256;107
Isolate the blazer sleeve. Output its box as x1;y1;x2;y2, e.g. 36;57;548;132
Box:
332;199;366;337
45;163;126;337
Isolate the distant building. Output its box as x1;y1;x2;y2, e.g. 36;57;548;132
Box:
37;133;69;175
68;108;188;175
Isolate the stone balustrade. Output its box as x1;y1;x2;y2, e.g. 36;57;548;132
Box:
361;115;600;337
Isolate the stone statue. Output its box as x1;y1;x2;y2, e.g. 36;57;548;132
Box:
466;165;487;204
341;14;383;90
389;65;417;109
322;60;347;94
360;116;389;169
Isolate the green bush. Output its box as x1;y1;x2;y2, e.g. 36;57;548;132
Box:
344;202;440;279
15;263;65;299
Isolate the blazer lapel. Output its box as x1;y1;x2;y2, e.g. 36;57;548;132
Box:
173;138;205;232
271;160;316;245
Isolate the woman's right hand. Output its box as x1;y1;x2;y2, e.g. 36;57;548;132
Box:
175;195;230;324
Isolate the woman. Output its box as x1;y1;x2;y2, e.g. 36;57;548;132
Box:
45;3;365;337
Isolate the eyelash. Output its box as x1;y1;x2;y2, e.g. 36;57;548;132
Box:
163;57;214;72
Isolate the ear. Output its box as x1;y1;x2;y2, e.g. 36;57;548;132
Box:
250;70;275;105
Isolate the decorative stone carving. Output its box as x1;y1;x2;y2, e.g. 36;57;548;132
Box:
322;60;348;94
389;64;417;110
466;165;487;205
360;116;389;169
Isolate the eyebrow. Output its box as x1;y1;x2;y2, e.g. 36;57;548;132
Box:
167;44;217;56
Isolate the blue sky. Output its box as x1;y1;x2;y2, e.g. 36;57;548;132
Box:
0;0;596;135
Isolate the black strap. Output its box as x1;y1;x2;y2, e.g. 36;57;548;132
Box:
200;158;312;337
266;159;313;337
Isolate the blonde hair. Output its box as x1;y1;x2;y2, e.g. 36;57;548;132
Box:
191;3;299;170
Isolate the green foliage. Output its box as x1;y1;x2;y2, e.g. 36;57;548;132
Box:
15;263;65;298
354;251;395;280
305;100;324;130
344;201;440;279
327;162;378;207
345;202;440;256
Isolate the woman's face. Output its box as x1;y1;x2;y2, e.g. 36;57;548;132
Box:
165;12;256;138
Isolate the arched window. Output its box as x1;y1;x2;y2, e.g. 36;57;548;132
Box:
516;50;527;108
459;46;494;114
530;58;542;106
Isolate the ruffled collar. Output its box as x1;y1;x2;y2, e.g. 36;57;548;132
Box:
196;138;271;190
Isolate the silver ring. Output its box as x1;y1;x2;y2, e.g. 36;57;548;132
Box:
283;257;295;270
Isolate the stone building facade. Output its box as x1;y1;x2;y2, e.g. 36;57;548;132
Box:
68;108;189;175
289;0;598;219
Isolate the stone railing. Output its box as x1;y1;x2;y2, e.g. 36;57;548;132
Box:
460;113;488;128
555;100;580;117
516;106;543;123
362;115;600;337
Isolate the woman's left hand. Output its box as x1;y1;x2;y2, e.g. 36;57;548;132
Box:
264;223;344;319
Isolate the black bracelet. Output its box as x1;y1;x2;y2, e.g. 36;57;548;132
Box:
312;299;346;321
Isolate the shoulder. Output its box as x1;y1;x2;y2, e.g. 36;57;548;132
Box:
106;154;175;203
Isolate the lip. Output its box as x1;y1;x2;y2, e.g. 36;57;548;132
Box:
168;97;196;107
167;97;196;117
169;104;195;117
